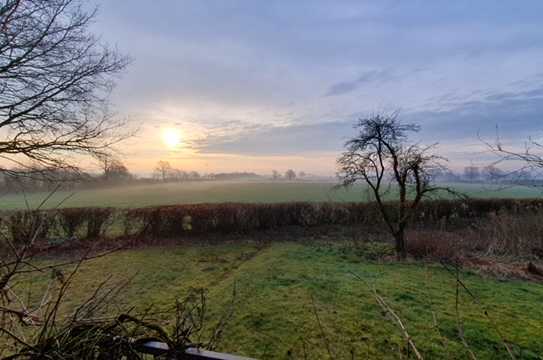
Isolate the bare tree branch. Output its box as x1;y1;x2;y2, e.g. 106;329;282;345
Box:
0;0;132;175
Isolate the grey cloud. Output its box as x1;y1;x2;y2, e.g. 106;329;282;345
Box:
93;0;543;119
199;120;354;156
325;82;358;97
411;87;543;142
198;86;543;160
325;69;393;96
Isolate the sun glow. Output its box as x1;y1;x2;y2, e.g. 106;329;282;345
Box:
162;128;182;149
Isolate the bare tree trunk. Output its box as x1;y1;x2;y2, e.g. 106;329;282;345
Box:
397;181;408;260
395;226;407;260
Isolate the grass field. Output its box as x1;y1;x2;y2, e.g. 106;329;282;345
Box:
1;181;542;210
25;241;543;359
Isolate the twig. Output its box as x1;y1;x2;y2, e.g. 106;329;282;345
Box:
441;260;516;359
350;271;423;360
309;294;335;359
454;263;477;360
373;291;423;360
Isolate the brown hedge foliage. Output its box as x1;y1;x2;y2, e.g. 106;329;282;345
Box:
57;208;89;238
117;199;543;239
41;207;113;241
85;208;113;239
3;198;543;245
407;230;463;260
124;202;385;238
3;210;52;245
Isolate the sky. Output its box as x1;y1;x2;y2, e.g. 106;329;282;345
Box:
92;1;543;176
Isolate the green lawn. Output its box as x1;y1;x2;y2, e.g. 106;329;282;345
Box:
23;242;543;359
1;181;542;210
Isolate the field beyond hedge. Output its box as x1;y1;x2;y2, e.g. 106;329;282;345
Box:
26;242;543;359
1;181;542;210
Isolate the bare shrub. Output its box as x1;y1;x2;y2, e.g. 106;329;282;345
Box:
233;204;260;232
86;208;113;239
467;210;543;257
122;209;144;237
407;207;543;261
407;230;463;260
299;203;320;226
57;208;89;238
4;210;52;245
126;207;163;239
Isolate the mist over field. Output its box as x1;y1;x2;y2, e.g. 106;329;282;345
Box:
2;180;543;210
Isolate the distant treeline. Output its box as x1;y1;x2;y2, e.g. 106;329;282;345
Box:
2;160;541;194
433;165;542;184
0;160;263;193
0;157;327;194
0;170;264;193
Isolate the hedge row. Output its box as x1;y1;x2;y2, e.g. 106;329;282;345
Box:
124;199;543;238
123;202;380;238
1;198;543;244
0;207;113;245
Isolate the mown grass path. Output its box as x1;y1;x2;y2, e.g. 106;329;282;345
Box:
25;242;543;359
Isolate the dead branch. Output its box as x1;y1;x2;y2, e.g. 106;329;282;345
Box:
350;271;423;359
309;294;335;359
441;260;515;359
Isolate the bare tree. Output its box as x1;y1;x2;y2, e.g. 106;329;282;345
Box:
463;165;480;182
271;169;280;180
188;170;200;180
98;156;131;182
514;168;533;182
481;165;504;183
337;113;451;259
484;134;543;184
0;0;131;176
173;168;187;181
154;160;173;182
285;169;296;181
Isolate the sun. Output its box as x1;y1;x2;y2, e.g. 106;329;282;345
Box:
162;128;182;149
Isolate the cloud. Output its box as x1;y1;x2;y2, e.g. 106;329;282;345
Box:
199;120;353;156
96;0;543;114
325;69;394;96
197;85;543;163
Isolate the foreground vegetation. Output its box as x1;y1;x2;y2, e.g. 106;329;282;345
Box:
22;241;543;359
1;181;542;210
